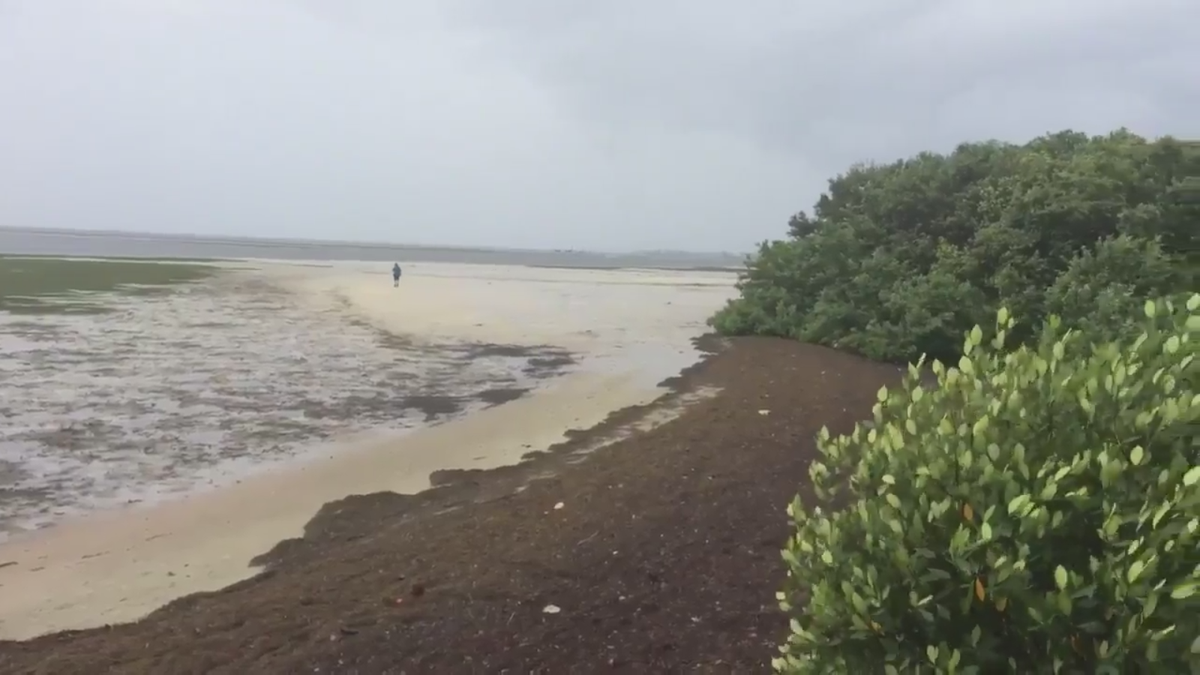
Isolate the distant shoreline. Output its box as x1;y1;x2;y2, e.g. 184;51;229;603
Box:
0;225;747;271
0;252;227;264
526;262;744;273
0;252;744;274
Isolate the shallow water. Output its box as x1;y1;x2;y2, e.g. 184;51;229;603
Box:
0;270;570;540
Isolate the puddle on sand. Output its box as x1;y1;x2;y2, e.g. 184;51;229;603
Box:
0;271;572;541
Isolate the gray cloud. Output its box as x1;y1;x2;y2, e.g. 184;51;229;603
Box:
447;0;1199;161
1;0;1196;252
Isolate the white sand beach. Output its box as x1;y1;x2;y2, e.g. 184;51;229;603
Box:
0;261;737;640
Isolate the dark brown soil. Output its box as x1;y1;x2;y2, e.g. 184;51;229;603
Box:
0;336;903;675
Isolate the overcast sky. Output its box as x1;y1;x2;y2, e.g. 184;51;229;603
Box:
0;0;1196;252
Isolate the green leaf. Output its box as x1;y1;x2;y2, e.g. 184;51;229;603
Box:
1143;592;1160;619
1130;445;1145;466
1055;591;1072;615
1170;581;1197;600
1164;335;1181;354
1054;566;1068;590
980;522;992;541
1039;482;1057;500
938;417;953;435
850;592;868;615
1144;299;1156;318
1007;494;1029;515
1183;466;1200;487
1127;560;1146;584
972;415;990;437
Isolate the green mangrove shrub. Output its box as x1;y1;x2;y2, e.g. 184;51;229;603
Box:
712;130;1198;364
776;295;1200;674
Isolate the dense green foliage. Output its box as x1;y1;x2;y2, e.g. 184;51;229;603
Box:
776;297;1199;673
711;130;1198;363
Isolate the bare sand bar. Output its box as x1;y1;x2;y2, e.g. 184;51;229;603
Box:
0;262;737;640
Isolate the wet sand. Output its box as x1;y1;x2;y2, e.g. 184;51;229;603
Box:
0;267;571;538
0;261;736;640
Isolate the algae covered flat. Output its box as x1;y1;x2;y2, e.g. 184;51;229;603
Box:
0;256;219;315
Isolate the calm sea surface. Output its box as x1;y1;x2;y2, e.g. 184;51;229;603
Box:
0;227;744;270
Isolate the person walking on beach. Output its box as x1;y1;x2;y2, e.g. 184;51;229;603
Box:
392;262;402;287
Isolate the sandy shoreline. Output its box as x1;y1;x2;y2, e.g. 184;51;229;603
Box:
0;261;737;640
0;265;574;539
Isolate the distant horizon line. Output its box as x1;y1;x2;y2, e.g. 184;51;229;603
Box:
0;224;747;259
